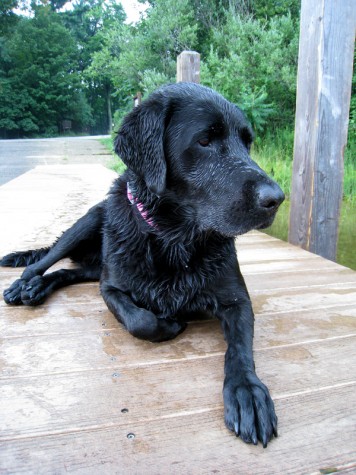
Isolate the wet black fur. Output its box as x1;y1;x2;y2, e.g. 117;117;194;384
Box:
1;83;284;447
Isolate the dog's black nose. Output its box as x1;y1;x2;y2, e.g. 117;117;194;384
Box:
256;183;285;212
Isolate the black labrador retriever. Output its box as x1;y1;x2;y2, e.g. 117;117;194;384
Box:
1;83;284;447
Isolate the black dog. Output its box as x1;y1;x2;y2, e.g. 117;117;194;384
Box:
1;83;284;447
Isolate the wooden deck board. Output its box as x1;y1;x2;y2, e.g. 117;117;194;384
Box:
1;385;355;474
1;165;355;474
1;336;355;439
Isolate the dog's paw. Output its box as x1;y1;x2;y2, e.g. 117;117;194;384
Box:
154;317;187;342
20;275;48;306
223;372;278;448
129;309;187;342
3;279;26;305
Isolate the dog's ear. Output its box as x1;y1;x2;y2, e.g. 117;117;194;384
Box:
115;99;169;195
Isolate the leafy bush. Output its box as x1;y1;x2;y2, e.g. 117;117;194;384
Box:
139;69;174;96
201;12;299;133
236;86;275;133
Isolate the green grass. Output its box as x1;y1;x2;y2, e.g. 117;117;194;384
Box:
265;199;356;270
99;137;114;151
253;127;356;202
344;159;356;201
259;127;356;270
99;137;127;175
252;128;294;198
344;126;356;201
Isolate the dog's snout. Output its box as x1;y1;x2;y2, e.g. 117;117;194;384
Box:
256;183;285;212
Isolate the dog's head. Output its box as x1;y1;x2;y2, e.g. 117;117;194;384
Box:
115;83;284;236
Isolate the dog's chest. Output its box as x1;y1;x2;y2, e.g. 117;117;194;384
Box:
129;239;230;317
132;265;215;318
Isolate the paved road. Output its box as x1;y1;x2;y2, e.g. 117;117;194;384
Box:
0;136;112;186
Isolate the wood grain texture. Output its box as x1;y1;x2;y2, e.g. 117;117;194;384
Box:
0;165;356;474
289;0;356;260
1;385;355;475
176;51;200;83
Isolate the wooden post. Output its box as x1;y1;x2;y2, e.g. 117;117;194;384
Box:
289;0;355;261
177;51;200;83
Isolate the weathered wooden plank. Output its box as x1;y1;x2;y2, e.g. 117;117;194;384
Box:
236;235;352;271
251;282;356;315
1;306;355;384
289;0;356;260
255;304;356;348
0;324;222;378
176;51;200;83
0;301;112;337
1;335;355;441
240;256;342;275
1;300;355;364
1;291;355;345
0;165;115;256
1;279;355;360
244;266;356;290
237;245;326;264
0;384;355;474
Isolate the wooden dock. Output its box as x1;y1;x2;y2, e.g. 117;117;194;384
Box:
1;165;355;474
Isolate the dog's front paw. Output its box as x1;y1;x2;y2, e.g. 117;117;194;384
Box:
20;275;48;306
3;279;26;305
223;372;278;448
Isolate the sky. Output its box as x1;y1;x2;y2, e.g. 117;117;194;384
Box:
14;1;149;24
120;0;149;24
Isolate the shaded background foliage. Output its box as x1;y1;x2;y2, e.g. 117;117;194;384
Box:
0;0;302;137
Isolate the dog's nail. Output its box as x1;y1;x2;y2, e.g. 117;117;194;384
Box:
234;421;239;435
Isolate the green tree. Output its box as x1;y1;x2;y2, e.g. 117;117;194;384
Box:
85;27;121;133
0;0;19;34
62;0;126;133
0;5;92;136
92;0;199;127
200;11;299;131
249;0;300;19
1;0;302;138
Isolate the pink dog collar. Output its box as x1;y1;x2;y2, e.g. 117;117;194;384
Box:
127;183;156;228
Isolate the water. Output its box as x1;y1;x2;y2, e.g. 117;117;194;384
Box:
265;200;356;271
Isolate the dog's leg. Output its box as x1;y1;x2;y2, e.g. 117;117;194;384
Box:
215;269;278;448
101;282;187;342
4;267;101;306
3;203;104;305
0;247;50;268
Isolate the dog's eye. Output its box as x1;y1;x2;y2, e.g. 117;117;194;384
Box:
198;138;210;147
240;127;253;150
